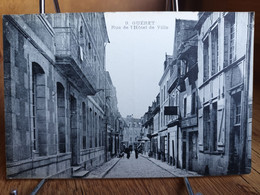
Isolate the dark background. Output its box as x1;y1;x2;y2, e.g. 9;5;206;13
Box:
0;0;259;194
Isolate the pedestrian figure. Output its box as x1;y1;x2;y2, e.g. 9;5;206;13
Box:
125;147;130;159
135;148;138;159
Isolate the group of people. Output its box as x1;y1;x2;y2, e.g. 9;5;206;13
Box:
120;144;142;159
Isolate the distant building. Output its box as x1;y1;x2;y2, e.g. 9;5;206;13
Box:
158;54;172;162
122;115;142;148
167;19;198;168
150;95;160;159
105;71;122;160
141;95;160;158
177;32;198;171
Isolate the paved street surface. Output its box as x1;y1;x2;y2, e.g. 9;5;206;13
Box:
142;155;201;177
86;157;121;178
105;154;174;178
86;153;201;178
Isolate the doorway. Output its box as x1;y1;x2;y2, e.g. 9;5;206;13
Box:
182;141;186;169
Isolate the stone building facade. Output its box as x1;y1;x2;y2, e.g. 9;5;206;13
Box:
196;12;254;175
122;115;142;148
158;54;172;162
4;13;121;178
140;12;253;176
141;94;160;158
177;33;198;171
167;19;197;168
105;71;122;160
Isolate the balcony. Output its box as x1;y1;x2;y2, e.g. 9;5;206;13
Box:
54;27;98;96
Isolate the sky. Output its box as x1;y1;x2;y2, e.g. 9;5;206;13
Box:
105;12;198;118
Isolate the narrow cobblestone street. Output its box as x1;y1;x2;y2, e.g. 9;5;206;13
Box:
104;153;174;178
86;153;201;178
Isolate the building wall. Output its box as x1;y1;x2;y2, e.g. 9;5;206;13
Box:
166;19;197;168
4;13;112;178
197;12;252;175
167;126;178;166
158;59;171;161
159;68;171;130
123;117;142;146
153;112;160;134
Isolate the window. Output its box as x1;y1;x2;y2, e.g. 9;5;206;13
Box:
89;108;93;148
181;60;187;75
82;102;86;149
160;89;163;105
99;116;102;147
102;118;104;146
31;63;46;155
203;106;210;151
178;63;181;76
203;103;218;152
224;13;236;67
182;131;186;140
95;112;98;147
233;92;241;125
184;97;187;118
176;92;178;107
57;82;66;153
191;92;196;115
211;27;219;75
229;21;235;64
164;85;166;102
70;95;78;165
203;37;209;81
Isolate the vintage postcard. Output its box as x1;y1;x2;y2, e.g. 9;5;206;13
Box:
3;12;254;178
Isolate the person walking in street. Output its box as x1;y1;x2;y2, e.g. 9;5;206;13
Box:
125;147;131;159
135;148;138;159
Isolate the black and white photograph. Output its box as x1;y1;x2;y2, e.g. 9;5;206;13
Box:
3;11;254;179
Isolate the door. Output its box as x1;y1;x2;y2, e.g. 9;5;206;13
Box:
160;136;165;161
189;134;193;170
172;140;175;166
182;142;186;169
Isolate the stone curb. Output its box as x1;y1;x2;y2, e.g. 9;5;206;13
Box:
140;155;177;177
140;154;200;177
101;158;121;178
